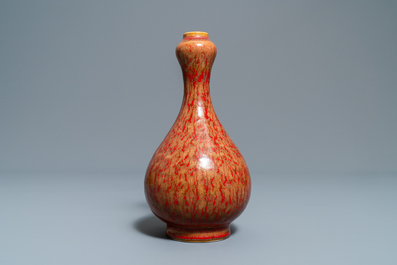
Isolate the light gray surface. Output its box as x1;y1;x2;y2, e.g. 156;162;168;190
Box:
1;1;397;174
1;173;396;264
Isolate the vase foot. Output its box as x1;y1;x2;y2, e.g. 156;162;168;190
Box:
166;224;230;243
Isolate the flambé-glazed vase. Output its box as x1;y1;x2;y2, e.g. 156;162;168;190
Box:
144;31;251;242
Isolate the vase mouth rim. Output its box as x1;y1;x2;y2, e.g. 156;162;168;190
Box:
183;31;209;40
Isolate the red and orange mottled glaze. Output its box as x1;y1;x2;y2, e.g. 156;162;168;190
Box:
144;31;251;242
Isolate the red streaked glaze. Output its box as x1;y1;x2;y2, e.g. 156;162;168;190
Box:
183;36;209;40
166;224;231;242
144;31;251;242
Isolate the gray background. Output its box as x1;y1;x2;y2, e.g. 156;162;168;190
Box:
1;173;396;264
1;0;396;175
1;1;397;264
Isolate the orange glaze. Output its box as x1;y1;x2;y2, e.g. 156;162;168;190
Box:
144;31;251;242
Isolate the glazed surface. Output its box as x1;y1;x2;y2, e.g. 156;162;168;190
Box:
145;32;251;231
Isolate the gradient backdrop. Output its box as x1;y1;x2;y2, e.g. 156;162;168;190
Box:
1;1;396;175
1;2;397;265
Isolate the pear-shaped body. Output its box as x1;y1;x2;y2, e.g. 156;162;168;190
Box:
144;31;251;242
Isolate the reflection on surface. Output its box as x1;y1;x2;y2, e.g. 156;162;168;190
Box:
197;106;204;117
198;154;214;169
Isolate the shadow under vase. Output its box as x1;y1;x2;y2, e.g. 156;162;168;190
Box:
133;215;238;242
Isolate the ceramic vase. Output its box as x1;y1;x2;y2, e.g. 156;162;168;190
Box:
144;31;251;242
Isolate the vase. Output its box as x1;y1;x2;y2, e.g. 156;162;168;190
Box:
144;31;251;242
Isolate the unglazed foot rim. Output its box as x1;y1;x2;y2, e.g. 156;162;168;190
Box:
166;225;231;243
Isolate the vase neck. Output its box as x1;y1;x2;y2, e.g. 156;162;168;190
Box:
176;32;217;109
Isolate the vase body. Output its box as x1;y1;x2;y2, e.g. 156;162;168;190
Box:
144;31;251;242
